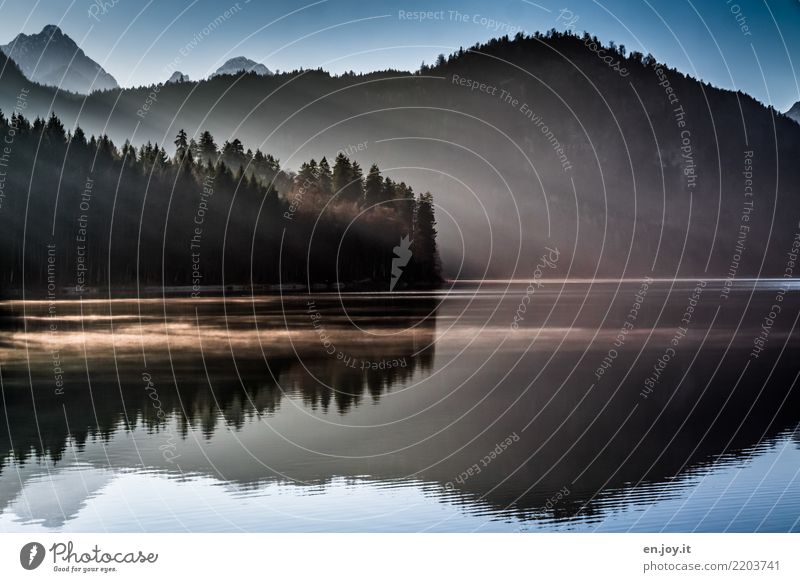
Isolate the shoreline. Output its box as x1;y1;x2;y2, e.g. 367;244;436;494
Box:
0;281;445;301
1;277;788;302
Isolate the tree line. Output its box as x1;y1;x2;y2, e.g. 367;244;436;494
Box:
0;111;441;295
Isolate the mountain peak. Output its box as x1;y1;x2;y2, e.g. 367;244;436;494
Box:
0;24;118;94
167;71;190;84
41;24;64;37
211;56;272;78
12;25;72;48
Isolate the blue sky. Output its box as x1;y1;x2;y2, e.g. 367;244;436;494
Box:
0;0;798;110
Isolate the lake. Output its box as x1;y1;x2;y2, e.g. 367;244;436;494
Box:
0;280;798;532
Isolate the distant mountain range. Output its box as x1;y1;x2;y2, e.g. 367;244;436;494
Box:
211;56;272;78
0;25;118;94
0;24;791;119
0;26;274;93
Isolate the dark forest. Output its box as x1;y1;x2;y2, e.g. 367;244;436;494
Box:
0;111;441;295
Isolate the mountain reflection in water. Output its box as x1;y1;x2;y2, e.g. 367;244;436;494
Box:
0;282;798;532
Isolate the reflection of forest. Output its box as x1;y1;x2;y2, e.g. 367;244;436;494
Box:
1;295;799;524
0;295;439;465
0;350;435;465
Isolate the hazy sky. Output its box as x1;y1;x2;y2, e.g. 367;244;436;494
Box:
0;0;798;110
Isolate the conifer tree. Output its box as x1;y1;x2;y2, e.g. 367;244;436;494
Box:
365;164;383;204
333;153;352;198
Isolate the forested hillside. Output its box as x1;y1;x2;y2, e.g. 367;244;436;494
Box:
1;30;799;278
0;111;441;294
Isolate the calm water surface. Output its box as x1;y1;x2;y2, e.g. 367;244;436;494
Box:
0;281;798;532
